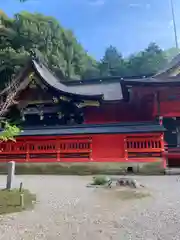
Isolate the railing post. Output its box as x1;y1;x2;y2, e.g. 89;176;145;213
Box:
26;142;29;162
161;133;167;171
89;137;93;161
57;140;60;162
124;138;128;161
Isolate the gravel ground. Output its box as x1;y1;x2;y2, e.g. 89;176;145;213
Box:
0;175;180;240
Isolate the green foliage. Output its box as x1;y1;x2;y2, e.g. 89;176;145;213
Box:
0;11;96;86
99;45;127;77
0;9;178;87
0;122;20;142
92;176;109;185
125;43;168;76
99;43;169;77
164;47;180;61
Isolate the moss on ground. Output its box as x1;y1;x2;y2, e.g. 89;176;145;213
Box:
114;189;151;200
0;162;164;175
0;189;36;215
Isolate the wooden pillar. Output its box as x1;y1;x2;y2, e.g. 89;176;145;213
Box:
26;141;29;162
156;91;161;116
89;137;93;161
155;116;163;125
161;133;167;170
176;121;180;147
57;139;60;162
154;90;164;125
159;116;163;125
124;137;128;161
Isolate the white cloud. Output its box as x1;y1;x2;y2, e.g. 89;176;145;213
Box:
168;20;174;29
129;3;141;8
145;3;151;9
128;2;151;9
87;0;105;6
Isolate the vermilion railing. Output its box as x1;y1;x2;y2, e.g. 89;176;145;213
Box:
0;134;165;163
0;137;92;162
126;135;164;159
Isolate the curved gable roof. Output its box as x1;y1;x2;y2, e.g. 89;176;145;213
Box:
32;60;123;101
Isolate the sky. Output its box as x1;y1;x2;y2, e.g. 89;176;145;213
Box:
1;0;180;59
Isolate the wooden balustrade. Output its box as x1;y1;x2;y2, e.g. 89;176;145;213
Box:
0;134;165;163
0;137;92;162
126;136;163;159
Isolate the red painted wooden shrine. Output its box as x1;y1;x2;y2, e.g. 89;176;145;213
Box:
1;55;180;168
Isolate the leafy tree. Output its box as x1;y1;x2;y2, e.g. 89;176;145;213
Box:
0;10;177;83
99;46;126;77
140;43;167;75
98;43;168;78
128;43;168;77
125;43;167;76
0;122;20;142
0;11;96;85
164;47;180;61
13;0;180;79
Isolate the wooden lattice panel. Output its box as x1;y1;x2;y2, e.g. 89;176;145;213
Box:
0;137;92;162
125;135;164;159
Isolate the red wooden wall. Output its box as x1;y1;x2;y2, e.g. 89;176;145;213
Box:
130;86;180;119
0;133;165;164
84;102;150;124
154;88;180;117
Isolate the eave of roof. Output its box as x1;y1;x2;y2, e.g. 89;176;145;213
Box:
123;77;180;87
61;74;153;86
154;53;180;78
32;60;103;101
32;60;124;101
15;122;165;137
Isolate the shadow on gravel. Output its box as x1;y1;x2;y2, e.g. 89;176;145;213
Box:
112;189;151;200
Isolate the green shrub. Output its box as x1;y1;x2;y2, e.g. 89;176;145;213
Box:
92;176;108;185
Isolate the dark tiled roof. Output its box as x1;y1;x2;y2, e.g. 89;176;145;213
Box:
64;81;123;101
62;74;153;85
32;61;124;101
123;77;180;86
18;122;165;137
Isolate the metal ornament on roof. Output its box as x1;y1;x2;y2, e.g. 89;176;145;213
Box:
59;96;71;102
39;110;44;121
29;72;35;81
52;96;58;103
57;112;63;119
21;110;25;121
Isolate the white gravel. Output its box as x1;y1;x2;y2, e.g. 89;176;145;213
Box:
0;175;180;240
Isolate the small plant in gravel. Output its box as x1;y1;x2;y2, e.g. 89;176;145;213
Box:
92;176;109;185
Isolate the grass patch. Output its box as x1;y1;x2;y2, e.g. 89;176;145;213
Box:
115;189;151;200
0;189;36;215
140;162;165;175
0;163;131;175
